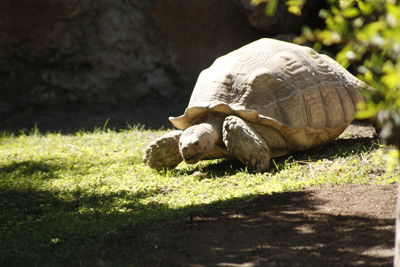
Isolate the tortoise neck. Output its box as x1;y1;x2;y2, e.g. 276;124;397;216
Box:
198;116;224;144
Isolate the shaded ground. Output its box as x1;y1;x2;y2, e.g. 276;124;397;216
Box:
151;184;396;267
102;184;396;267
1;98;187;133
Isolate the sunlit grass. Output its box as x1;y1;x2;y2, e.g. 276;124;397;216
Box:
0;126;398;265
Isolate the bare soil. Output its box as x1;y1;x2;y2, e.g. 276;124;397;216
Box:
147;184;396;267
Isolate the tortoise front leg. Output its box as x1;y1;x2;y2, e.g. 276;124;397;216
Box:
222;115;271;172
143;130;183;170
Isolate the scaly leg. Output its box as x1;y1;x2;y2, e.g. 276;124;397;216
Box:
223;115;271;172
143;130;183;170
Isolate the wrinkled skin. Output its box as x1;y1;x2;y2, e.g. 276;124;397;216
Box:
179;118;223;164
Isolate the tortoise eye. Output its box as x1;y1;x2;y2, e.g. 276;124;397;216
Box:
194;141;200;146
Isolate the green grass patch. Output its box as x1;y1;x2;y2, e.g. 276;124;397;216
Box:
0;127;398;265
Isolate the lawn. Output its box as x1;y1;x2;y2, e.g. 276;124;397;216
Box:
0;124;398;266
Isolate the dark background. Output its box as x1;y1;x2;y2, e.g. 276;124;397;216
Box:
0;0;325;132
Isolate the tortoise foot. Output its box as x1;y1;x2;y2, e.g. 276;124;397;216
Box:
143;130;183;170
223;115;271;172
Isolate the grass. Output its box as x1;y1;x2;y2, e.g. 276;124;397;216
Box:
0;126;398;265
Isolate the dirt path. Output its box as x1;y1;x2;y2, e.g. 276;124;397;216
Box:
149;184;396;267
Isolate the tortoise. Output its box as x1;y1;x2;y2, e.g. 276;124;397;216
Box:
143;38;367;172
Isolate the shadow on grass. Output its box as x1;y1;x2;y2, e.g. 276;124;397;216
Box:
171;158;246;177
269;136;379;172
0;160;64;180
0;186;170;266
172;136;379;177
294;137;379;161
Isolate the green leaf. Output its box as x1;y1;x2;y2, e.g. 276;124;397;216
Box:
356;21;386;41
339;0;354;9
315;30;342;45
302;26;315;41
352;17;365;29
250;0;265;5
336;44;353;67
358;1;374;15
265;0;278;16
312;42;323;51
386;3;400;20
287;0;305;15
318;9;330;19
382;73;400;89
343;7;360;18
382;61;395;73
288;5;301;15
364;70;374;83
356;102;380;119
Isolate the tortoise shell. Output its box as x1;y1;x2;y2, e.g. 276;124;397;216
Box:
170;38;366;150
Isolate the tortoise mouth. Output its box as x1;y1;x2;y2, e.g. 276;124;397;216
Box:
182;153;203;164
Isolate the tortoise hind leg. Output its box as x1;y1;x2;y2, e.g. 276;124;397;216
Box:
143;130;183;170
222;115;271;172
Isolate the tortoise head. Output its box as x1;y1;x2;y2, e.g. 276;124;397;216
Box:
179;123;217;164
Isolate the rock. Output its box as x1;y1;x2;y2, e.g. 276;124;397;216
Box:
0;0;169;107
0;0;321;116
151;0;261;84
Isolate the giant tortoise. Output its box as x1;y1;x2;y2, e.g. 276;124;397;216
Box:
143;38;367;171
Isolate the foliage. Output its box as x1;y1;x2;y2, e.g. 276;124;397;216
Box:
251;0;306;16
0;127;397;265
